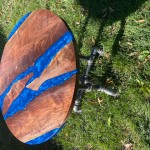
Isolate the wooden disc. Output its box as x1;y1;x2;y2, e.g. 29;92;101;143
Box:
0;9;77;144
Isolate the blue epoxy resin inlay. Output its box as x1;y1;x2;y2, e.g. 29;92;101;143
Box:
26;31;74;85
0;31;74;110
7;12;31;40
0;68;32;109
26;124;65;145
1;11;78;145
4;69;78;120
26;128;59;145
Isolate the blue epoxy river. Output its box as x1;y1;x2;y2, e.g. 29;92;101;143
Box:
0;11;78;145
4;69;78;120
0;31;75;111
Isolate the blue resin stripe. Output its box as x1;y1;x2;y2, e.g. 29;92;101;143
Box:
0;31;74;110
7;12;31;40
4;69;78;120
26;124;65;145
26;128;59;145
0;12;31;108
2;12;78;144
26;31;74;85
0;69;32;109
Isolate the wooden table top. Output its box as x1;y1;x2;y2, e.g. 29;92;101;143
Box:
0;9;77;144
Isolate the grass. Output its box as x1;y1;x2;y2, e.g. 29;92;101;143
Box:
0;0;150;149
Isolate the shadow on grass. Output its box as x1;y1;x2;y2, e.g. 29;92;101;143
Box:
0;26;63;150
76;0;146;85
77;0;149;147
77;0;147;49
0;110;63;150
0;25;6;60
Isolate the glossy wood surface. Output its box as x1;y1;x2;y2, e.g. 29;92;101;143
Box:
0;9;76;143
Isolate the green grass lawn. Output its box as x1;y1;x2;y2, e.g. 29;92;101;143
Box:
0;0;150;150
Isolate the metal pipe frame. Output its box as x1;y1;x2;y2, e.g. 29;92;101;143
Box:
73;47;119;113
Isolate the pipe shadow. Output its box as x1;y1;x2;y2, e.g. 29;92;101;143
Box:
76;0;147;85
111;18;126;56
77;0;147;52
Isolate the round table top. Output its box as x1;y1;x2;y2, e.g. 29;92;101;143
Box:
0;9;77;144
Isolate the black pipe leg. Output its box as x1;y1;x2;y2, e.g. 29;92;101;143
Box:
73;90;84;114
73;46;119;113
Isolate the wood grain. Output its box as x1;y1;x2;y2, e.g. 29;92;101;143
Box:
6;76;76;143
26;42;76;91
2;73;33;115
0;9;77;143
0;9;68;95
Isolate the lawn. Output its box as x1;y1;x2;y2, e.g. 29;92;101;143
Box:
0;0;150;150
